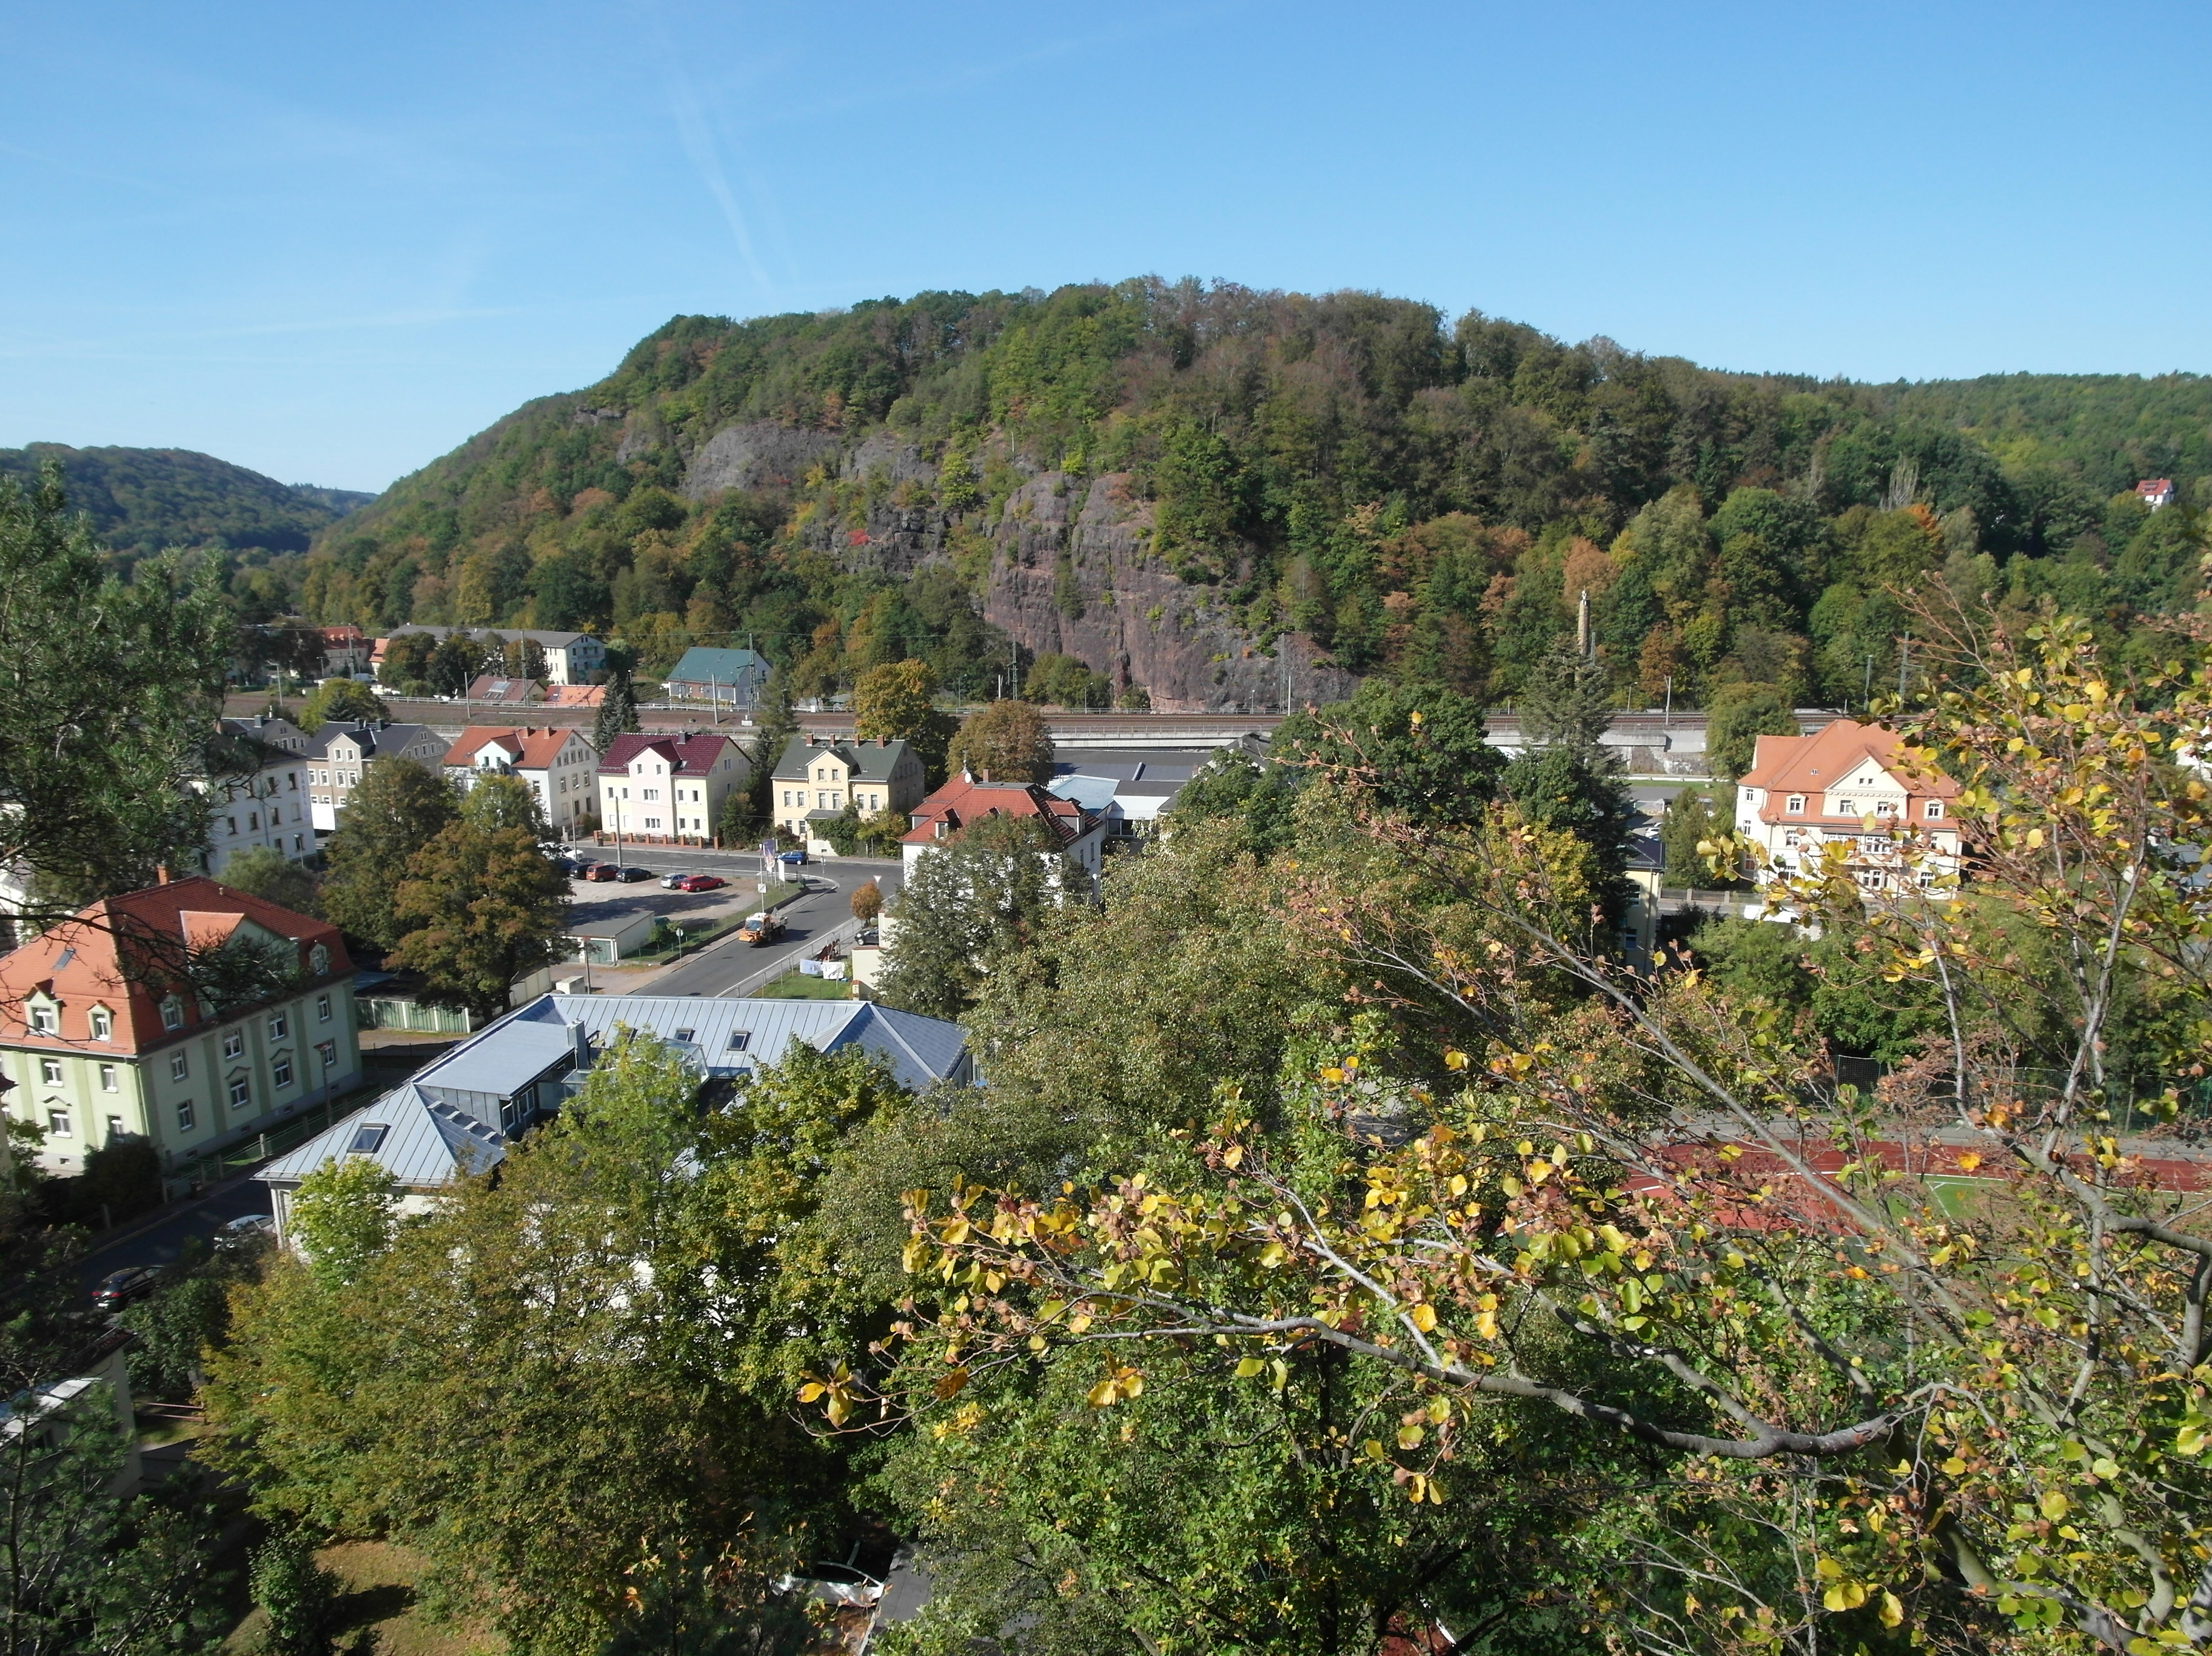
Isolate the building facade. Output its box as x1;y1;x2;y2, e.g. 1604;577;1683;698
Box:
304;722;449;831
1735;719;1963;893
0;877;363;1173
663;646;771;709
378;626;605;686
204;714;316;871
771;736;926;849
597;732;749;845
443;725;601;833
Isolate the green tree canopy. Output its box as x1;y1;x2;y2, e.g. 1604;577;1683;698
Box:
319;757;459;950
877;813;1059;1020
387;810;570;1017
216;845;321;916
295;677;388;733
1275;679;1503;827
1705;683;1800;780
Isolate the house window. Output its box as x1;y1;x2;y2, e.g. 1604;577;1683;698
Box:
39;1058;62;1085
317;1041;335;1068
161;996;185;1031
171;1053;189;1081
273;1058;293;1088
105;1115;122;1141
643;788;660;801
1874;800;1896;817
176;1100;195;1132
1785;795;1805;814
223;1030;244;1060
46;1110;70;1136
28;1004;56;1035
1839;800;1857;816
1925;800;1944;820
89;1008;110;1040
269;1011;289;1040
317;994;332;1022
247;812;259;831
99;1065;117;1093
229;1078;250;1110
645;817;662;831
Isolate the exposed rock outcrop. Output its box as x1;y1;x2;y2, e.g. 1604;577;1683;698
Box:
682;422;843;499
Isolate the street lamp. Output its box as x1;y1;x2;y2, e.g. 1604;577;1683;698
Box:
671;922;688;960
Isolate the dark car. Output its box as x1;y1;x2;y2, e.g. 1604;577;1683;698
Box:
674;874;727;892
582;863;620;882
92;1266;161;1313
779;850;808;867
612;866;652;882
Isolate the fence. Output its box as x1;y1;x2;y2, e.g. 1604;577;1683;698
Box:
357;996;477;1034
161;1082;383;1198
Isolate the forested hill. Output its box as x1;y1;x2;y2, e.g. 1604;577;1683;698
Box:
1;443;375;563
272;280;2212;711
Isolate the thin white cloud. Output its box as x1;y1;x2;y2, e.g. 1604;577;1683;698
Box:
642;1;774;295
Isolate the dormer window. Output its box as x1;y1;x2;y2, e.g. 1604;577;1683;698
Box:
160;996;186;1031
1925;800;1945;821
89;1007;112;1041
1785;796;1805;815
309;944;329;976
27;1002;57;1036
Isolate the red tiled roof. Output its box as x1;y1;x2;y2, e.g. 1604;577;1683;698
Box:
541;684;605;708
901;777;1088;848
2137;478;2175;498
597;731;737;776
1737;720;1957;826
443;726;582;772
0;876;350;1056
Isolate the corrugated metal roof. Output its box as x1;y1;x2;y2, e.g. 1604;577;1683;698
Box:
423;1020;576;1096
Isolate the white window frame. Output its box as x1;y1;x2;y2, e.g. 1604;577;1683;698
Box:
176;1099;195;1131
39;1058;62;1085
1925;800;1945;820
89;1007;112;1040
228;1077;250;1110
1785;795;1805;815
223;1030;244;1061
98;1065;117;1093
170;1053;189;1081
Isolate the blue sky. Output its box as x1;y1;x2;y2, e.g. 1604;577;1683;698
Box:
4;1;2206;491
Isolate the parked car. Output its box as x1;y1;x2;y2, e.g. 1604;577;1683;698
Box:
91;1266;161;1313
779;850;808;867
659;871;694;889
674;874;727;892
217;1212;275;1247
583;863;620;882
612;866;652;882
737;912;786;945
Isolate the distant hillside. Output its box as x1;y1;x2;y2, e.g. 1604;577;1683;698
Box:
261;281;2210;711
0;443;375;562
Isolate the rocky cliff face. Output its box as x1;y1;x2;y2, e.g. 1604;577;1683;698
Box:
677;424;1355;713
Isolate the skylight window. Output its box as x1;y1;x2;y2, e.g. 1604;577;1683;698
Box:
350;1124;390;1154
674;1029;695;1043
727;1030;751;1052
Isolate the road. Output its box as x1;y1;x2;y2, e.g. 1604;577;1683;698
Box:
644;856;903;997
77;1174;273;1292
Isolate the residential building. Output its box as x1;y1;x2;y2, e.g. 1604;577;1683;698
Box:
597;731;749;845
377;626;606;686
304;721;448;831
204;714;316;870
2137;478;2176;509
1046;747;1225;843
443;726;601;832
900;774;1106;894
771;736;926;850
0;876;362;1175
317;625;372;678
258;992;970;1244
663;646;771;710
1734;719;1963;894
461;673;545;706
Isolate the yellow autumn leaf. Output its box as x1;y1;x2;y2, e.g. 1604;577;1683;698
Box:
1409;1304;1438;1332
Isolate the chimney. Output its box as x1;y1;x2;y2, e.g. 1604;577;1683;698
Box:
155;865;170;885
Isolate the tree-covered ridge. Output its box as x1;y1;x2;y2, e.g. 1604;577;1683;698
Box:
273;280;2212;705
0;443;372;563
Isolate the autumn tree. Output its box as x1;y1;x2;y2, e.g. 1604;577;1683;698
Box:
945;699;1053;786
854;657;956;783
849;879;883;924
318;757;458;950
387;782;570;1018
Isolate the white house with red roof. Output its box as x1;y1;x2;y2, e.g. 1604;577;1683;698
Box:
596;731;749;846
442;726;601;832
900;775;1106;895
2137;478;2176;510
0;876;361;1173
1734;719;1962;894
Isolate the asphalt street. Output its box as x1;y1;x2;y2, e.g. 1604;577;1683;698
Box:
78;1175;273;1293
644;856;904;998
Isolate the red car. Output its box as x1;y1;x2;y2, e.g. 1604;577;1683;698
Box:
582;863;619;882
673;874;727;893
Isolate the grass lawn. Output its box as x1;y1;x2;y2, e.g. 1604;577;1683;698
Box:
225;1541;500;1656
754;969;851;1001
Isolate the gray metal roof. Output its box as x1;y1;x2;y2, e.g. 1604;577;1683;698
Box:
258;993;968;1195
261;1084;506;1188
